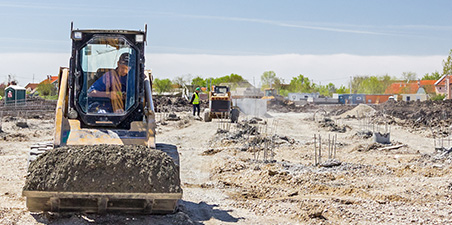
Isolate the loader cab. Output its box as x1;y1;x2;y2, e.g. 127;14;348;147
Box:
264;88;276;97
69;29;147;128
214;86;229;94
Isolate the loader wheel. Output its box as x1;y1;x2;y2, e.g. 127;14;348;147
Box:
231;108;239;123
204;109;212;122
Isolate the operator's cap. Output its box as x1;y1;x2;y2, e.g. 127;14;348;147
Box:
118;53;130;65
196;87;200;91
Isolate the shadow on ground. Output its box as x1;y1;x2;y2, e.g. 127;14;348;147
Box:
179;200;243;224
30;200;242;225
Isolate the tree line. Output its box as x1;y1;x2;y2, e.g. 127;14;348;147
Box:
155;49;452;98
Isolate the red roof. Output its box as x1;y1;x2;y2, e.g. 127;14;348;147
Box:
39;76;58;85
435;75;452;86
25;83;39;90
419;80;437;94
384;80;437;94
49;76;58;83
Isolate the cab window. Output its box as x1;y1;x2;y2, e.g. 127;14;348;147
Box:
78;36;137;115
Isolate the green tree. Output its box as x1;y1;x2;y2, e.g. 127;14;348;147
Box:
422;71;442;80
279;89;290;97
350;75;394;94
288;74;314;93
191;76;206;89
442;49;452;75
261;71;277;89
153;78;173;94
210;73;246;87
173;74;191;88
401;71;417;82
431;94;446;101
361;76;382;94
273;77;284;90
0;84;5;97
315;83;336;97
211;73;247;91
380;74;394;90
351;76;368;94
335;85;349;94
37;81;57;96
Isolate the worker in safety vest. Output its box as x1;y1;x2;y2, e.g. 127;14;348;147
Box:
189;87;201;117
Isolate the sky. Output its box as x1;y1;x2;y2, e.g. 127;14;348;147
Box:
0;0;451;87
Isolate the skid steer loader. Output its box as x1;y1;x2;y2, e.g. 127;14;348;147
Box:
22;25;182;214
203;85;239;123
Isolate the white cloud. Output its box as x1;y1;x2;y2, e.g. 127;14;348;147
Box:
0;53;444;87
0;53;69;85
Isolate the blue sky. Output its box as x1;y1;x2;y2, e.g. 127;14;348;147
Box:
0;0;451;86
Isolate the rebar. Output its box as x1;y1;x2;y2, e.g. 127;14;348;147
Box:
314;134;317;165
319;135;322;164
333;134;337;158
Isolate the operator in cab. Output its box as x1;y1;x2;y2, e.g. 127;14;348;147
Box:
88;53;130;113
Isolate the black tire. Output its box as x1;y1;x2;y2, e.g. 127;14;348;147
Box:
230;108;239;123
204;109;212;122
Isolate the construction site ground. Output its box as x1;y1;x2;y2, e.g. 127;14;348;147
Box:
1;101;452;224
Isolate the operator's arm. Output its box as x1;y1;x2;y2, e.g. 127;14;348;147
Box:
88;77;108;97
88;90;108;98
89;89;124;101
189;94;194;104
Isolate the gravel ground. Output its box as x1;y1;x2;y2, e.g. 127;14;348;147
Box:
1;103;452;224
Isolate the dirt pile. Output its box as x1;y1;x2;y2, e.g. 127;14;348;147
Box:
338;104;377;118
24;145;181;193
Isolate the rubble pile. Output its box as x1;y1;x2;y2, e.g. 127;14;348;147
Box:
212;119;297;152
153;96;192;112
0;97;56;119
153;96;208;113
318;118;348;133
375;100;452;129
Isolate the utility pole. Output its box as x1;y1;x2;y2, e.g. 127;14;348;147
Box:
349;76;352;94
